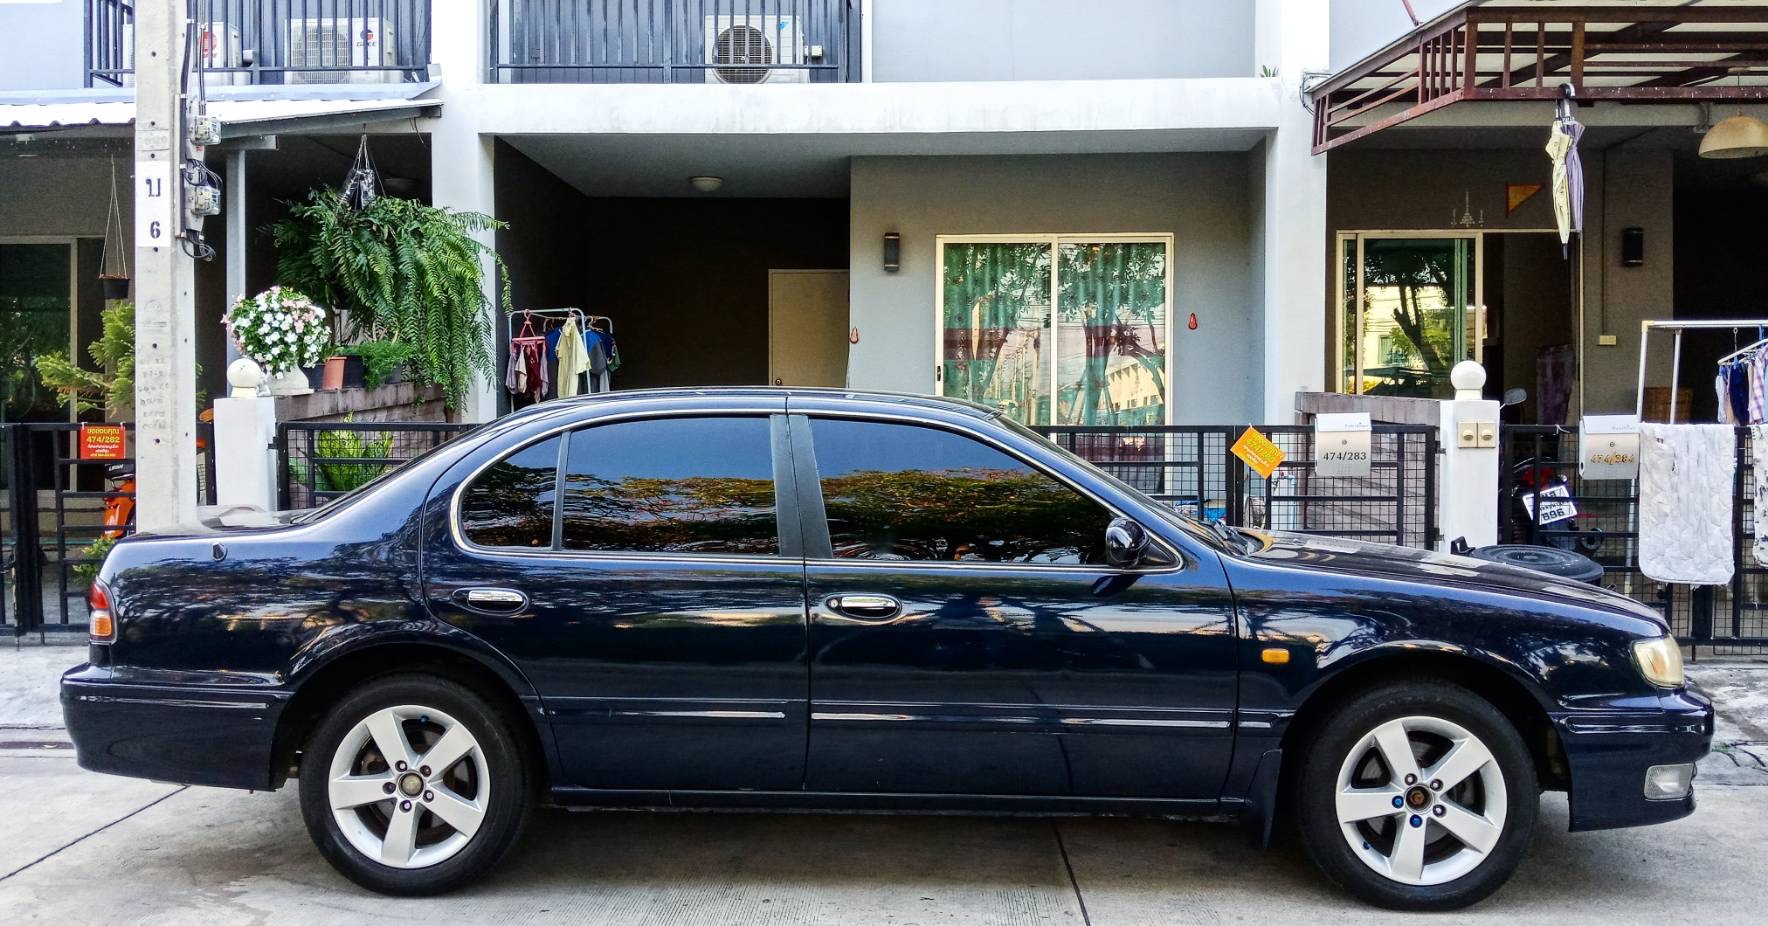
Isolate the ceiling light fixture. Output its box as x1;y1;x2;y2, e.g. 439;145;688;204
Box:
688;175;723;193
1700;69;1768;159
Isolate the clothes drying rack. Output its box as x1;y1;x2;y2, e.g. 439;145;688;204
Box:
507;307;615;342
1635;318;1768;421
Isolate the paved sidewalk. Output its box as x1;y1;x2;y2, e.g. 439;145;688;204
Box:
0;639;82;736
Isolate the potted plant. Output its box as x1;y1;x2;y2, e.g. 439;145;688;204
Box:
224;287;331;396
271;190;508;410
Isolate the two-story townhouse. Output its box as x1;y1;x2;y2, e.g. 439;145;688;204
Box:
1;0;1338;433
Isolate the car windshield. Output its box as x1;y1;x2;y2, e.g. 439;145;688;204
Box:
992;415;1242;555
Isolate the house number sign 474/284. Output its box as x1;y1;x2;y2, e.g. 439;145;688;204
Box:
134;159;173;250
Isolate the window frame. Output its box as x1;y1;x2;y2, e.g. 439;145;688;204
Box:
790;410;1183;573
932;233;1177;428
450;411;800;563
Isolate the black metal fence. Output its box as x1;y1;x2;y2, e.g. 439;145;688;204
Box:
86;0;432;87
2;422;216;638
1039;424;1440;549
276;420;475;510
489;0;858;83
1501;425;1767;652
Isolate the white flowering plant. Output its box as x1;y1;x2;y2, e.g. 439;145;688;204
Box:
224;286;331;375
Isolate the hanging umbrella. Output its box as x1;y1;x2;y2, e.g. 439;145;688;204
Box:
1546;85;1585;255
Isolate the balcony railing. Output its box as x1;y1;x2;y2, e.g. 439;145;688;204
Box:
85;0;431;88
489;0;857;84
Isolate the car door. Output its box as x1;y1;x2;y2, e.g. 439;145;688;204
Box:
424;410;809;792
793;414;1238;801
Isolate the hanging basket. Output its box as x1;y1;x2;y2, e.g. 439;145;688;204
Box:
98;276;130;301
98;157;130;300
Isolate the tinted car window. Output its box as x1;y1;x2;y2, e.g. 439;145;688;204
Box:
560;416;779;555
459;436;560;549
809;418;1112;564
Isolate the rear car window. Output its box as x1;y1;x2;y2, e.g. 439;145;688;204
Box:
459;436;562;549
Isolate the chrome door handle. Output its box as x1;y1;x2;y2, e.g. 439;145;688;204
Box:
454;587;528;613
825;594;902;621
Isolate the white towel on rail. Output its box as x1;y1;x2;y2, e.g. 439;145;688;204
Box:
1639;423;1735;585
1754;426;1768;568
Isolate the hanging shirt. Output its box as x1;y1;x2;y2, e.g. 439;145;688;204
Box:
504;341;526;395
1751;349;1768;425
555;317;591;398
1718;373;1734;425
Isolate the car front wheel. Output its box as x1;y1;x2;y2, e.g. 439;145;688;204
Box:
298;674;531;895
1293;680;1538;911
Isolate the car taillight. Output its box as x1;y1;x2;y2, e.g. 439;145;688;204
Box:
88;580;115;643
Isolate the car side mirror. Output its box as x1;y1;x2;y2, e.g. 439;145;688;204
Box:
1104;516;1150;569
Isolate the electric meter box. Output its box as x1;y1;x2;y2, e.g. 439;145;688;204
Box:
1314;412;1372;479
1580;414;1640;480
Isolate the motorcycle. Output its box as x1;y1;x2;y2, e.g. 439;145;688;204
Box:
1500;389;1604;553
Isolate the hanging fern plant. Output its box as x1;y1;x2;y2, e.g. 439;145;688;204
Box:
270;190;510;410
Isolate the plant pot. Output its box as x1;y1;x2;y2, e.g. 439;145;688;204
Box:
99;276;130;301
380;362;409;386
301;364;326;390
321;355;347;391
266;366;313;397
341;356;366;390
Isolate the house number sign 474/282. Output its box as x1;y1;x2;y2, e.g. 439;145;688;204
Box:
134;160;173;249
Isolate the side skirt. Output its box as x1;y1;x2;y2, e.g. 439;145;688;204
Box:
547;786;1229;820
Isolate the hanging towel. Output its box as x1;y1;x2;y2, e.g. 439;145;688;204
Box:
1639;423;1736;585
555;317;591;398
504;341;526;395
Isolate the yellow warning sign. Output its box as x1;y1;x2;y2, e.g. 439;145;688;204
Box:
1231;426;1285;479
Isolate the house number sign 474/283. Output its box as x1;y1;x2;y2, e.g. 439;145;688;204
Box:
134;159;173;250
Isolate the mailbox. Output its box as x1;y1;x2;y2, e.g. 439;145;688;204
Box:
1580;414;1640;480
1314;412;1372;479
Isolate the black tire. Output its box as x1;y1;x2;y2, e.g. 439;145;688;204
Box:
1292;680;1538;911
298;674;531;895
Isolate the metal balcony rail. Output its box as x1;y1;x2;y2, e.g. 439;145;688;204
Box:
86;0;432;88
489;0;857;84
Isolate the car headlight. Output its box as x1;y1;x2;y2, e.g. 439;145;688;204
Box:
1632;635;1684;688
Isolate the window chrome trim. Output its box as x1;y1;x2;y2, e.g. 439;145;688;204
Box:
790;406;1186;573
448;401;1184;574
449;407;793;564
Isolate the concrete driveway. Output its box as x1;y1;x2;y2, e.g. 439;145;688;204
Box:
0;745;1763;925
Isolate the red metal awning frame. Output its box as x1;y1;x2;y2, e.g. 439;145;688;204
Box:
1310;4;1768;154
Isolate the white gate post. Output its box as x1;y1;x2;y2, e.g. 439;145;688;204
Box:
212;360;279;511
1436;361;1501;551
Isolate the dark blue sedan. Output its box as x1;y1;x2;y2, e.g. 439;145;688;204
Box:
62;389;1710;909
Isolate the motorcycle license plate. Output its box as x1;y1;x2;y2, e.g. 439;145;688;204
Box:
1523;485;1578;524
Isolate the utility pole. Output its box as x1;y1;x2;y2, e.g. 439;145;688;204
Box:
132;2;200;532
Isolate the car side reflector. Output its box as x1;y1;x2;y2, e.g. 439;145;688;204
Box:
1261;647;1290;665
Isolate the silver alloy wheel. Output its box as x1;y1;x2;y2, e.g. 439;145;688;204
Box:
327;704;490;870
1334;715;1508;887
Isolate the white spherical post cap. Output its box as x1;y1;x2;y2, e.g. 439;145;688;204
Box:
227;357;264;398
1450;360;1486;397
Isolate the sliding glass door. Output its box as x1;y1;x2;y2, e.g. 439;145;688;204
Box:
938;235;1172;427
1336;233;1481;398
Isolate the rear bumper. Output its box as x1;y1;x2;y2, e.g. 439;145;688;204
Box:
1556;690;1713;832
61;665;289;791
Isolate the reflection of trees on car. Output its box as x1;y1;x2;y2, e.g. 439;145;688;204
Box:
823;467;1109;564
460;459;556;547
561;475;777;554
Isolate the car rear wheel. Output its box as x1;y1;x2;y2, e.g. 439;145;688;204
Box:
1293;680;1538;911
298;674;531;895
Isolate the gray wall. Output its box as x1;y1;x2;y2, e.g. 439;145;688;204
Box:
871;0;1253;82
849;153;1259;425
0;0;85;91
1330;0;1461;72
1328;144;1676;416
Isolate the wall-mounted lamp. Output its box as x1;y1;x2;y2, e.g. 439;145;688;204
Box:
882;232;901;272
1621;227;1645;266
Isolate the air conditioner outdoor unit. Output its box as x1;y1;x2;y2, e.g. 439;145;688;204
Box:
287;18;397;84
703;15;811;84
119;23;246;87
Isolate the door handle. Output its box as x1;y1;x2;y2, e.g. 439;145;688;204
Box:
825;594;902;622
453;587;529;614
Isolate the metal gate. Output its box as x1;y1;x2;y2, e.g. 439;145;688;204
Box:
275;421;477;511
1038;424;1439;549
1500;424;1768;652
2;421;215;638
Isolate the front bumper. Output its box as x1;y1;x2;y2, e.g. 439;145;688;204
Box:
61;664;290;791
1556;689;1713;832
